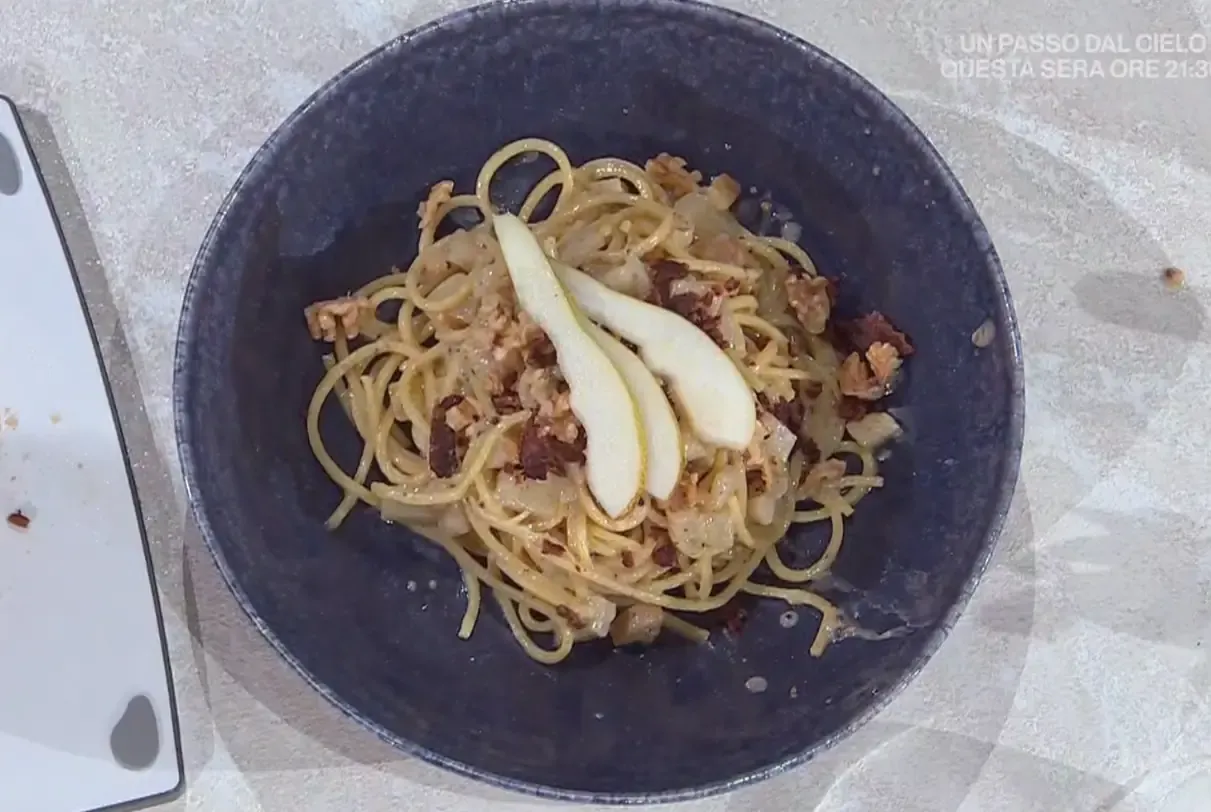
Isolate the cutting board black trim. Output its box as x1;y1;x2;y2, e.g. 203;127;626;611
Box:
1;95;186;812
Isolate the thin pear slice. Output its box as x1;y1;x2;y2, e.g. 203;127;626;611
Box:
580;319;683;501
492;214;645;518
554;262;756;450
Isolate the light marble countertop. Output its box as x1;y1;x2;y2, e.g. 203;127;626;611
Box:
5;0;1211;809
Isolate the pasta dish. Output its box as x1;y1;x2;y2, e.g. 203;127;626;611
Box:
303;138;913;664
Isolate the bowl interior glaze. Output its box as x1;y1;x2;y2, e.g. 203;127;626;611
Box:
175;0;1023;802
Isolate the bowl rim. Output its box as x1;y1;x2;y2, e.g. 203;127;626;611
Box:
172;0;1026;803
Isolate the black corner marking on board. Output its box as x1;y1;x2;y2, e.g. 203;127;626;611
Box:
0;129;19;195
0;95;186;810
111;694;161;771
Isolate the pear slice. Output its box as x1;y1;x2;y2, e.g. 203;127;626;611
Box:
580;319;683;501
492;214;645;518
554;262;757;450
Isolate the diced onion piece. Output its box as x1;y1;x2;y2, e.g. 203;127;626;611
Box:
706;174;741;210
845;411;902;449
609;604;664;646
667;509;734;557
761;413;797;460
496;471;575;519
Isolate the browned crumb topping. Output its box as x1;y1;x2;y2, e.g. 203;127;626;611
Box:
491;387;523;414
759;391;806;436
651;539;678;569
802;459;847;498
525;331;558;367
304;296;373;342
645;153;702;201
418;180;454;232
839;341;904;400
836;396;869;421
517;418;586;480
840;312;915;356
838;352;883;400
427;394;467;478
645;259;726;344
307;152;922;581
866;341;902;385
786;273;832;335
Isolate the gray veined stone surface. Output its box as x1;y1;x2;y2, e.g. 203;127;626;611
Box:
1;0;1209;809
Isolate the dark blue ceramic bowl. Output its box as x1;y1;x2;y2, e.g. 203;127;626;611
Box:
174;0;1023;802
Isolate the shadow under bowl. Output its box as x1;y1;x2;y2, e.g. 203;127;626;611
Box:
173;0;1024;803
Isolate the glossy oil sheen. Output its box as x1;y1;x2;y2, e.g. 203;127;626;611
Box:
174;0;1024;802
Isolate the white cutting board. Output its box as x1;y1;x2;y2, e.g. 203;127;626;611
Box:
0;97;183;811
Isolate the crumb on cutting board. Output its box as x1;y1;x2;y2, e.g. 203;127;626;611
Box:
7;509;30;531
1162;267;1186;289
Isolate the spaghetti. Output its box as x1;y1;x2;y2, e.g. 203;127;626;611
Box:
303;138;912;664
